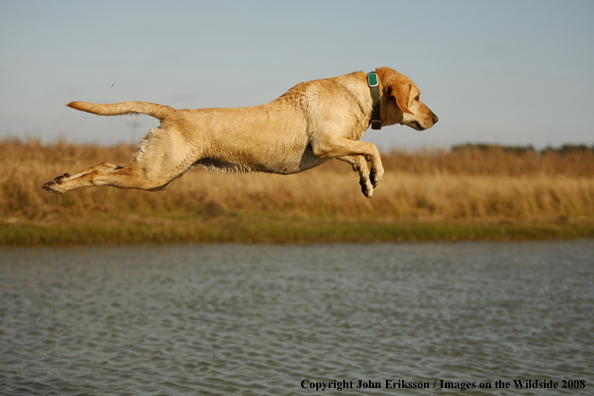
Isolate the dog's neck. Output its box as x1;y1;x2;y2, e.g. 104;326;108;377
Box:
367;72;381;130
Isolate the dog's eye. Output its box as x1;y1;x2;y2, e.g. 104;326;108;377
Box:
414;95;420;101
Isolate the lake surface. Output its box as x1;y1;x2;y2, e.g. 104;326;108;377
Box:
1;241;593;395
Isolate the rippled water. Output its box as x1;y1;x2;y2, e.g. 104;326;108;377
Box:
1;241;593;395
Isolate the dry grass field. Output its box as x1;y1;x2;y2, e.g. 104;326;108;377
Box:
1;138;593;244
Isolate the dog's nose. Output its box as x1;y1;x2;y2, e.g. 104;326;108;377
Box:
432;113;439;124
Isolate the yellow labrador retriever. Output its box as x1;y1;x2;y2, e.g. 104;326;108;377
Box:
43;67;437;198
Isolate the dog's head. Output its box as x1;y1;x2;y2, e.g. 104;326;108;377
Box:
377;67;438;131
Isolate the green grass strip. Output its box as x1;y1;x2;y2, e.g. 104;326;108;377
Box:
1;219;593;246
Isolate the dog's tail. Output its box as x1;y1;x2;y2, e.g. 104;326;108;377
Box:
67;101;176;120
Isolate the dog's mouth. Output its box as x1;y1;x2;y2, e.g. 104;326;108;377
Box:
410;121;425;131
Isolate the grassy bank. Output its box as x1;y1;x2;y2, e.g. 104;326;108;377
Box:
2;218;593;246
2;139;593;245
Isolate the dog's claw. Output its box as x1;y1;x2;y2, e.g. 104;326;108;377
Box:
42;181;59;193
43;173;71;193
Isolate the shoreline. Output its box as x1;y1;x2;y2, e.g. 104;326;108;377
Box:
2;218;593;246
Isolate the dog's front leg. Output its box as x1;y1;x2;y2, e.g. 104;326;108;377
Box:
336;155;374;198
312;138;384;198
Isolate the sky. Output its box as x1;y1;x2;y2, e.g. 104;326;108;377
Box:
1;0;593;151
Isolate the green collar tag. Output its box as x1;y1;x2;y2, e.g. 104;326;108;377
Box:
367;72;381;130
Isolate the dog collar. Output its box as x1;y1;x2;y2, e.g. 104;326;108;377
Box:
368;72;381;130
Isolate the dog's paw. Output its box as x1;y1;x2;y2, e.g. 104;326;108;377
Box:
42;173;70;194
359;177;374;199
369;174;379;188
370;167;384;188
42;181;62;193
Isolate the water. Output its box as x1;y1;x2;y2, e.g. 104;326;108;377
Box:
1;241;593;395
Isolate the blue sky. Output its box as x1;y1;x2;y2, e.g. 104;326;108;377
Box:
1;0;593;150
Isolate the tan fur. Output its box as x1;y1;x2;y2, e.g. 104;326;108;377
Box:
43;67;437;198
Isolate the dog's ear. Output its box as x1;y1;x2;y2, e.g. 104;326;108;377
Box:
390;83;413;114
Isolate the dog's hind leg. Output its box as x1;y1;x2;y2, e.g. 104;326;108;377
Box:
42;162;187;194
42;127;199;194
